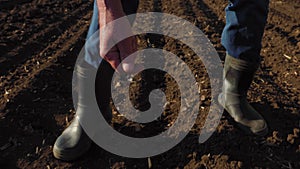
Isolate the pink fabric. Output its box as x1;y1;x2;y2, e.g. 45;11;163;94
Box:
97;0;138;73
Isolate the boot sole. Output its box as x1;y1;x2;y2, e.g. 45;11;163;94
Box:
236;122;268;137
53;142;92;161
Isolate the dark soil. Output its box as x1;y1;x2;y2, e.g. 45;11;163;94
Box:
0;0;299;168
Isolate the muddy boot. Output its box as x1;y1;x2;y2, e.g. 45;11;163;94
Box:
53;109;112;161
218;54;268;136
53;61;113;161
53;117;92;161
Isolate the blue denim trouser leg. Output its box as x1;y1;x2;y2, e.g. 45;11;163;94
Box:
221;0;269;63
84;0;101;68
86;0;99;40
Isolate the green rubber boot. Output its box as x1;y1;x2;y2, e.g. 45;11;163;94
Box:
218;54;268;136
53;61;113;161
53;117;92;161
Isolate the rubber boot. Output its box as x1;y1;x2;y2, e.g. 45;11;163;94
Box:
53;61;113;161
218;54;268;136
52;116;92;161
53;0;138;161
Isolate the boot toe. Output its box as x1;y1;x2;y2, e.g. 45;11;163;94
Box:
53;133;92;161
53;120;92;161
251;120;268;136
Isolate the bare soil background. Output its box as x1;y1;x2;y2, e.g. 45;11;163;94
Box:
0;0;299;168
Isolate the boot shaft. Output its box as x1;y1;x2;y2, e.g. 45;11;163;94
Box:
223;54;259;97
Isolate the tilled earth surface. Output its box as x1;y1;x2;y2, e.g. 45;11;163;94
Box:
0;0;299;168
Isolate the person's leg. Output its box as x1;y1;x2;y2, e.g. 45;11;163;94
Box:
87;0;100;39
53;0;139;161
221;0;269;62
53;0;99;161
219;0;269;136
